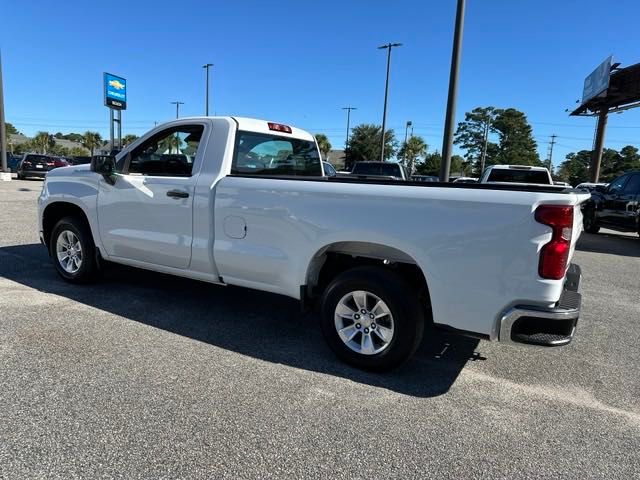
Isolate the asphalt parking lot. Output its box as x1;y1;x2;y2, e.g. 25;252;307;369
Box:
0;178;638;479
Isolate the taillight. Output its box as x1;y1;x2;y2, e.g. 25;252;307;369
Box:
535;205;574;280
54;159;68;167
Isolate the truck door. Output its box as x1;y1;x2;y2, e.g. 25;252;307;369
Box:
599;174;630;227
96;124;205;269
614;173;640;230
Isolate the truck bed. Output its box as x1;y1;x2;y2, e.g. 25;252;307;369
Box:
230;173;580;195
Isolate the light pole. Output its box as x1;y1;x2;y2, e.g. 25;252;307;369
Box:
171;101;184;119
440;0;466;182
378;42;402;162
203;63;213;116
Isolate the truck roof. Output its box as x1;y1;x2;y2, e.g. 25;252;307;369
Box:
165;116;316;142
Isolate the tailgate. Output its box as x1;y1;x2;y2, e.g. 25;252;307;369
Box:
568;192;590;265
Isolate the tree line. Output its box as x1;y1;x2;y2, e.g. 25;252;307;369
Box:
3;122;138;157
556;146;640;185
315;106;541;175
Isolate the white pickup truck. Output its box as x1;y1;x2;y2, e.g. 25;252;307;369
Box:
37;117;588;370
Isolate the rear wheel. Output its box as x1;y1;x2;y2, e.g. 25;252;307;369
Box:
583;210;600;234
49;216;99;283
320;266;425;371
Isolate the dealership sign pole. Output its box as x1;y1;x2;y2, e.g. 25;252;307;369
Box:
582;57;611;183
104;73;127;152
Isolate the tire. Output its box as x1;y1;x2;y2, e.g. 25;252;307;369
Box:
320;266;425;371
16;172;23;180
583;210;600;234
49;216;99;283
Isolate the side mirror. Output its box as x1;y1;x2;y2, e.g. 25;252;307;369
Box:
90;155;116;184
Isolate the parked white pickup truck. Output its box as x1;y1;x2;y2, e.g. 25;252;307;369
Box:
38;117;589;370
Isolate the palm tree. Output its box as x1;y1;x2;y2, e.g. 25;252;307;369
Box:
32;131;55;154
399;135;428;175
81;131;103;156
315;133;332;159
159;135;181;154
122;134;139;147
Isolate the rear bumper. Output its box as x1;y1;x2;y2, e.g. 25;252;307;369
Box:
21;169;49;178
499;264;581;347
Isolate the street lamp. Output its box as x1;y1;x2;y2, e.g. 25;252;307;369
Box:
378;42;402;162
203;63;213;116
403;120;412;162
171;101;184;119
404;120;412;144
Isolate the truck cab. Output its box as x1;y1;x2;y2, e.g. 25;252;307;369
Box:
582;171;640;235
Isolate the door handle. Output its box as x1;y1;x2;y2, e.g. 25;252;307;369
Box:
167;189;189;199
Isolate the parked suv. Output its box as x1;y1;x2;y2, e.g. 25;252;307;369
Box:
17;154;67;179
582;171;640;236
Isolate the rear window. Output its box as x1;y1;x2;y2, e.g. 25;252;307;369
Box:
487;168;550;184
352;163;402;177
25;155;50;162
231;131;321;176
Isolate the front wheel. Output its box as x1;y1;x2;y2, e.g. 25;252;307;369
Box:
320;266;425;371
583;210;600;234
49;216;99;283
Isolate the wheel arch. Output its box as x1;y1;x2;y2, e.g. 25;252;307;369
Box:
304;241;432;319
42;201;95;250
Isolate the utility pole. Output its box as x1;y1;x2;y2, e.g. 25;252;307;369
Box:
440;0;466;182
171;101;184;119
378;42;402;162
203;63;213;116
0;49;7;176
547;134;557;171
342;106;357;150
479;121;489;176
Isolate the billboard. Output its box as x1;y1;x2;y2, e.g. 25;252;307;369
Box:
104;72;127;110
582;56;612;104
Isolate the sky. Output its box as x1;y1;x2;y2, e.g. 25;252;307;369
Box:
2;0;640;167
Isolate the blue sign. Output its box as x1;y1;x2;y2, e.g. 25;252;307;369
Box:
104;72;127;110
582;56;611;104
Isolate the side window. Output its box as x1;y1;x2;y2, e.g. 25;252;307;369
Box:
608;174;629;194
232;132;321;176
622;174;640;194
123;125;204;176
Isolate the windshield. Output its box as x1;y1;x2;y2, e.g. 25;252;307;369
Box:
232;131;321;176
487;168;550;184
